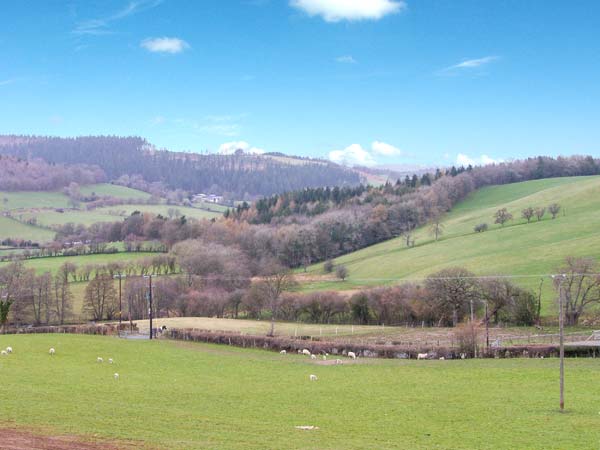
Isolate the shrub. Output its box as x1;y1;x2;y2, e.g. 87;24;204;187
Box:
335;264;349;281
453;323;481;357
323;259;335;273
474;223;488;233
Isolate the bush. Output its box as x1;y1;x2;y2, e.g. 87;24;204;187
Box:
474;223;488;233
323;259;335;273
335;264;348;281
453;323;481;357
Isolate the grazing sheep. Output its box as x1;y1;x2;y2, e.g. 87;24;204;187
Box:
280;350;287;355
49;348;55;356
439;356;445;361
347;351;356;359
310;354;317;360
460;353;466;360
297;349;302;354
302;349;311;356
6;346;12;354
309;374;318;381
335;359;343;365
97;357;103;363
1;350;7;356
417;353;428;360
114;373;119;380
108;358;114;364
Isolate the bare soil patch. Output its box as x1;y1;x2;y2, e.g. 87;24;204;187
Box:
0;427;146;450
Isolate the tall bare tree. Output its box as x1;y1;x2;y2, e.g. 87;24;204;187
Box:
494;208;513;227
257;260;296;336
554;257;600;325
521;207;534;223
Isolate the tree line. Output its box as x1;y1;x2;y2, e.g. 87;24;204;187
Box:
0;135;360;199
0;155;105;192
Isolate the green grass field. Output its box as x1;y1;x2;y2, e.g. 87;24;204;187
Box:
304;176;600;315
17;204;221;227
0;252;157;275
79;183;152;200
0;334;598;449
0;215;56;242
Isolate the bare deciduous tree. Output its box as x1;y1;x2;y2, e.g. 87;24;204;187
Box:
548;203;561;219
521;207;534;223
535;207;546;221
257;260;296;336
494;208;513;227
554;257;600;325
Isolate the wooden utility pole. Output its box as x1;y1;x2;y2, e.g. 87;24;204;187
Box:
558;277;565;411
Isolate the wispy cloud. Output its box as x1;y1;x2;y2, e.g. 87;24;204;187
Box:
150;115;243;137
0;79;16;87
141;37;190;54
290;0;406;22
73;0;163;35
439;56;500;75
335;55;357;64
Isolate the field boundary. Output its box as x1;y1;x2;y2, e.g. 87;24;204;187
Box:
165;328;600;359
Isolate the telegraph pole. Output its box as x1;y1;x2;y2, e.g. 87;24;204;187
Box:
149;275;153;340
552;274;566;411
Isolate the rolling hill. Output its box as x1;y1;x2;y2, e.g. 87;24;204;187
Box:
0;183;222;242
303;176;600;314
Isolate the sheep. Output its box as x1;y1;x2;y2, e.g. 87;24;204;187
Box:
302;349;311;356
309;374;318;381
347;351;356;359
114;373;119;380
280;350;287;355
6;346;12;354
335;359;343;365
417;353;428;360
310;354;317;360
1;350;6;356
108;358;114;364
460;353;466;360
97;357;103;363
297;349;302;354
439;356;445;361
49;348;55;356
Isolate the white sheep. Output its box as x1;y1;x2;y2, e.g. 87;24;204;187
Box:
460;353;466;360
417;353;428;360
280;350;287;355
335;359;343;365
1;350;6;356
49;348;55;356
439;356;445;361
302;349;311;356
108;358;113;364
97;357;103;363
309;374;318;381
310;354;317;360
347;351;356;359
6;346;12;354
114;373;119;380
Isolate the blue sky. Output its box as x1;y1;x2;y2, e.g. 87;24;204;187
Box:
1;0;600;167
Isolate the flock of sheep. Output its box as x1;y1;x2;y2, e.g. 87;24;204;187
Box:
278;348;358;382
1;345;120;380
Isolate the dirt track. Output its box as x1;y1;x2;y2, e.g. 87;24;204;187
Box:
0;427;144;450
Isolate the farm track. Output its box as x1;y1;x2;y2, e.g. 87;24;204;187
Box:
0;427;148;450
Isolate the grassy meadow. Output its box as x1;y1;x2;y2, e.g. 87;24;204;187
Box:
0;334;599;449
303;176;600;315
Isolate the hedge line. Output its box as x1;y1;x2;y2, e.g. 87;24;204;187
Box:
166;328;600;359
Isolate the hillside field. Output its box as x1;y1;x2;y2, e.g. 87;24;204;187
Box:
0;183;223;242
0;334;599;449
303;176;600;315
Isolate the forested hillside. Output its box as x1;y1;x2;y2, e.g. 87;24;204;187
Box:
0;135;359;198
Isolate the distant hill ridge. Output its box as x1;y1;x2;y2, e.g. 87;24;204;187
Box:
0;135;360;199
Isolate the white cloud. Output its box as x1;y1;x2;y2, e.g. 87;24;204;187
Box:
371;141;401;156
73;0;163;35
335;55;357;64
290;0;406;22
456;153;501;167
440;56;499;75
141;37;190;54
218;141;265;155
329;144;376;167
